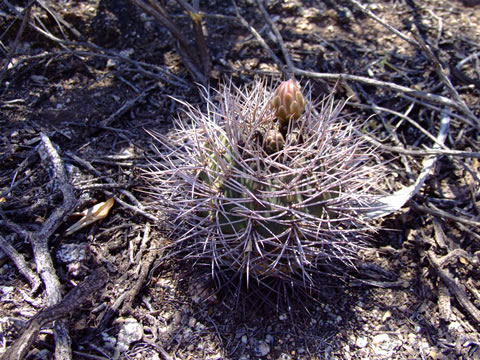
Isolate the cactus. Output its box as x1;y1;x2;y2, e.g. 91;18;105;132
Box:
147;79;384;293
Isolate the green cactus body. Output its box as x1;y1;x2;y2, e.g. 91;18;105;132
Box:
194;126;343;278
147;79;383;289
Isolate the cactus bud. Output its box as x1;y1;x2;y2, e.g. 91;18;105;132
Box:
264;128;285;154
271;79;305;126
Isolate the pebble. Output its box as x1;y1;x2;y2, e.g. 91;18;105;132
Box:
116;318;143;352
382;310;392;322
0;286;14;298
372;333;390;345
56;243;87;263
356;336;368;348
253;340;270;357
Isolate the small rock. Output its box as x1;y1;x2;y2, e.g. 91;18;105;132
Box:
382;310;392;322
254;340;270;357
372;333;389;345
279;313;287;321
356;336;368;348
101;332;117;351
1;286;14;299
116;318;143;352
448;321;461;332
241;335;248;344
56;243;87;263
119;48;134;58
369;4;383;11
281;0;302;12
302;7;323;21
407;333;417;345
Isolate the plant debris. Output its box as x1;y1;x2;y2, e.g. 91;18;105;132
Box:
1;0;480;359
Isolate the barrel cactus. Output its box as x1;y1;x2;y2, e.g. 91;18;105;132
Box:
147;79;384;293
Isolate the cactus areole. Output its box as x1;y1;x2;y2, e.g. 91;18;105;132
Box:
147;79;383;290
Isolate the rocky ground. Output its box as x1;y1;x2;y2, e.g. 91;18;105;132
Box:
0;0;480;359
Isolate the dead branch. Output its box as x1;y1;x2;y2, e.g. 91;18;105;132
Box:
412;202;480;228
122;224;164;313
66;152;160;223
233;1;288;78
99;82;159;127
0;234;41;292
129;0;207;84
1;268;108;360
35;0;82;40
347;0;418;46
357;131;480;158
24;132;78;360
294;68;479;130
351;102;448;148
0;0;34;80
412;25;480;128
255;0;295;78
426;249;480;326
176;0;211;77
1;3;187;89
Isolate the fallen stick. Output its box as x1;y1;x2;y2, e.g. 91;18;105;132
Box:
0;234;41;292
426;250;480;326
1;268;108;360
25;132;78;359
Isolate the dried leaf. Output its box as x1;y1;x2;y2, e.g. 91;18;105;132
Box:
65;198;114;236
364;112;450;218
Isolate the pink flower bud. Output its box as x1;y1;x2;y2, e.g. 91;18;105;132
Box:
271;80;305;126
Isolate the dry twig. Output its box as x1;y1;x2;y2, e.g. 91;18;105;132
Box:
176;0;211;77
99;82;159;127
426;249;480;326
412;25;480;128
0;234;41;292
233;1;288;78
25;132;78;360
412;202;480;228
0;0;34;80
129;0;207;84
347;0;418;46
1;268;108;360
255;0;295;77
122;224;164;313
